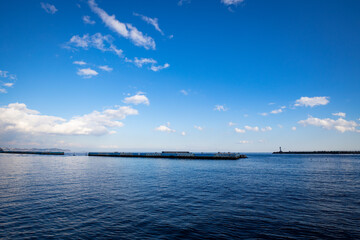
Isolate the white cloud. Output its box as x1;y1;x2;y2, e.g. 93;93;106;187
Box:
298;116;359;133
271;108;283;114
98;65;113;72
244;126;259;132
77;68;98;78
180;90;188;95
332;112;346;118
125;58;169;71
123;93;150;105
134;13;164;35
214;105;227;111
237;125;272;133
294;96;329;107
69;35;90;48
181;131;186;136
178;0;191;6
0;103;138;136
238;140;251;144
221;0;244;6
292;126;297;131
88;0;155;50
3;83;14;87
194;125;203;131
0;70;16;80
261;126;272;132
41;2;57;14
155;124;176;133
83;15;95;24
0;70;8;78
150;63;170;72
278;124;283;128
235;128;245;133
244;114;249;117
127;57;157;67
73;60;87;65
67;33;123;57
260;112;268;116
229;122;236;126
0;70;16;92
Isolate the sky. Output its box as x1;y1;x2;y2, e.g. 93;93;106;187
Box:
0;0;360;152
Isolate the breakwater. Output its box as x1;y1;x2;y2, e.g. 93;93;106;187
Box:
273;151;360;154
88;151;247;160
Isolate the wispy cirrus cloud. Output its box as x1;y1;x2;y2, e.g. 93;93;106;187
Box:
123;93;150;105
77;68;98;78
150;63;170;72
194;125;203;131
298;116;359;133
261;106;286;116
270;107;284;114
126;57;157;67
221;0;244;6
0;103;138;136
66;33;123;57
73;60;87;65
294;96;329;107
83;15;95;24
0;70;16;93
214;105;228;111
332;112;346;118
235;125;272;133
235;128;245;133
229;122;237;126
261;126;272;132
180;90;189;95
98;65;113;72
134;13;164;35
88;0;155;50
178;0;191;6
125;57;169;72
41;2;57;14
3;83;14;87
245;126;259;132
66;35;168;72
0;70;16;80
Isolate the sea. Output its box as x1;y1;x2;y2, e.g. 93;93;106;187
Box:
0;153;359;239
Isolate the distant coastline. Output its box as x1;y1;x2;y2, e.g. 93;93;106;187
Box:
273;151;360;154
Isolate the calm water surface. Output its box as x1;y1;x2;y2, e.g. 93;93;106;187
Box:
0;153;359;239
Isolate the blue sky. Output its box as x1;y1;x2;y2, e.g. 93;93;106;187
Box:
0;0;360;152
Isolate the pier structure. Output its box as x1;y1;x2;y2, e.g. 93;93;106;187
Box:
88;151;247;160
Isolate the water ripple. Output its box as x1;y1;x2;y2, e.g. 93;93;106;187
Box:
0;154;359;239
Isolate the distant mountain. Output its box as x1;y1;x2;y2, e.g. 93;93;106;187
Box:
0;147;70;152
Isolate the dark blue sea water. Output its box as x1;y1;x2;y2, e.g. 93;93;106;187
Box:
0;153;359;239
